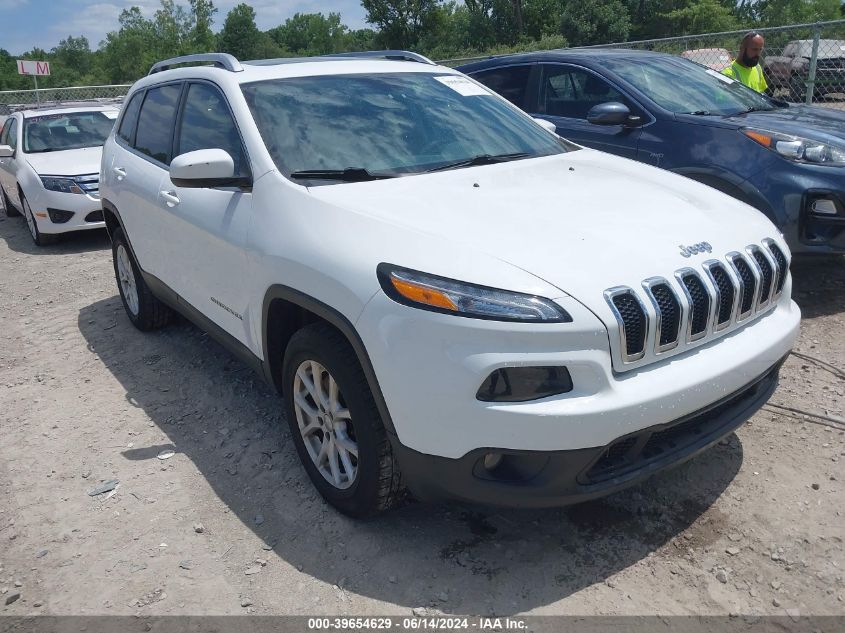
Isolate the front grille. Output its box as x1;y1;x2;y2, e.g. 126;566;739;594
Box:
74;173;99;199
708;263;735;327
730;254;757;316
605;240;787;368
765;240;788;295
749;246;774;305
680;271;710;338
609;291;646;358
649;282;680;348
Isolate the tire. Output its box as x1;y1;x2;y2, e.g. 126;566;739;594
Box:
282;322;403;518
111;226;172;331
1;187;20;217
21;193;59;246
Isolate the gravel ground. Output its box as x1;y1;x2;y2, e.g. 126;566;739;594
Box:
0;208;843;618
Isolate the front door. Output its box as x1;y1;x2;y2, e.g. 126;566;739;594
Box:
163;81;254;347
531;64;643;159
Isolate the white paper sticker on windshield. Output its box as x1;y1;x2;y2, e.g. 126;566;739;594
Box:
706;68;734;84
434;75;491;96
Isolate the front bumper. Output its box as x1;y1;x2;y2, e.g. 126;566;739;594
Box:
393;356;783;508
28;188;105;235
746;162;845;253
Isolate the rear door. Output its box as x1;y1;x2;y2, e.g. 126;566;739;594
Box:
530;63;644;159
467;63;537;110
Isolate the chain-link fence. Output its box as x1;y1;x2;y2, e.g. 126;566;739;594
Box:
0;84;130;116
438;20;845;107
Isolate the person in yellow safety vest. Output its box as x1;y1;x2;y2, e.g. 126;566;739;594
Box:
723;31;768;93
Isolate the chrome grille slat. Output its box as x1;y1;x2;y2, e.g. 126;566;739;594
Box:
726;251;758;321
642;277;680;354
604;287;647;363
606;240;788;368
762;238;789;298
675;268;711;342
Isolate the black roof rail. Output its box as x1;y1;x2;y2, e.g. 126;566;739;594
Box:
149;53;243;75
323;50;436;65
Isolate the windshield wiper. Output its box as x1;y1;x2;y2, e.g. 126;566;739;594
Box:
684;110;711;116
290;167;398;182
425;152;531;173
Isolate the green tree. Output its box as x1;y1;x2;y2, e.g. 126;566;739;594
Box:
659;0;739;34
269;12;348;55
756;0;842;25
361;0;443;49
189;0;218;51
218;3;276;59
559;0;631;46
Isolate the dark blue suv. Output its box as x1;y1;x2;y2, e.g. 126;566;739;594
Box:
458;49;845;254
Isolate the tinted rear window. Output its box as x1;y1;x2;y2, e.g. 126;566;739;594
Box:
118;91;144;144
134;84;181;165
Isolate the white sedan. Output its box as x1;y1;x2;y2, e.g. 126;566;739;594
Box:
0;104;118;246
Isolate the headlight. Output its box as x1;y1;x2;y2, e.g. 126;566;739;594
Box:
742;128;845;166
40;176;84;194
377;264;571;322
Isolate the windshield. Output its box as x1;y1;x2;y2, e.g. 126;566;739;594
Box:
24;111;115;153
241;72;571;181
603;56;777;116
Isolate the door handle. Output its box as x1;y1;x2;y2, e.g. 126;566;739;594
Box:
160;190;180;206
112;167;126;180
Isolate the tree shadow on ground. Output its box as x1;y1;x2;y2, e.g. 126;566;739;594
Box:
78;296;744;614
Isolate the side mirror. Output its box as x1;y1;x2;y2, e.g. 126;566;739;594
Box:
533;117;558;135
170;148;247;188
0;145;13;158
587;102;635;126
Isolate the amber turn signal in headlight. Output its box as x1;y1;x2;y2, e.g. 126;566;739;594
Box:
377;264;572;322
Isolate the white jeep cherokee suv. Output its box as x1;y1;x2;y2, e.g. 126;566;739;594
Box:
100;52;800;517
0;104;118;245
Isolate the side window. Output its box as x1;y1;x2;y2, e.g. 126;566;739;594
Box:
539;65;634;120
471;65;532;108
134;83;182;165
176;83;249;176
117;91;144;144
0;119;9;145
6;118;17;150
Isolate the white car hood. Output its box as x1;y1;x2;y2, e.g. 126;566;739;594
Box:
307;149;782;309
26;146;102;176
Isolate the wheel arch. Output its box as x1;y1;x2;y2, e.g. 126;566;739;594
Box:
261;285;398;437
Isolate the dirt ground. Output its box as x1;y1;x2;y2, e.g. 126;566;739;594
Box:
0;207;843;619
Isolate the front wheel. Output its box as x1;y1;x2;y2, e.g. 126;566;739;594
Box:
111;226;172;331
21;193;58;246
282;323;404;517
1;187;20;217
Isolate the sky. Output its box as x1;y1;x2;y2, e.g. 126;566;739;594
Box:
0;0;370;55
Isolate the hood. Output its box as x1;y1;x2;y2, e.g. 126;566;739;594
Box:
307;150;780;315
721;105;845;144
25;146;103;176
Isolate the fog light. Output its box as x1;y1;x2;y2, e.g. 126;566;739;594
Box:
483;452;503;471
476;366;573;402
811;198;839;216
47;208;74;223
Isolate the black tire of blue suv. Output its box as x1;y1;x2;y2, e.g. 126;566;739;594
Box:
282;322;404;517
111;227;173;331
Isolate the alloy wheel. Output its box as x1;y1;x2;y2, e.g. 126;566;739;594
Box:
292;360;359;489
116;244;140;316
